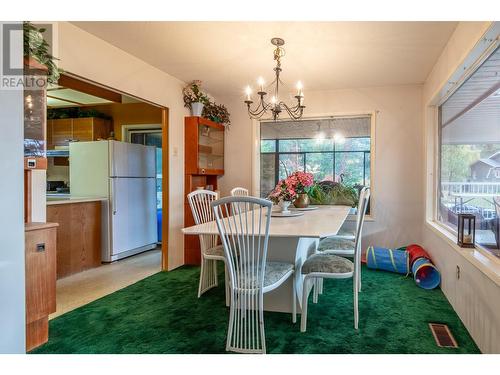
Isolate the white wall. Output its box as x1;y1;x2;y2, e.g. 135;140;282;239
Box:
422;21;500;353
218;84;424;249
0;21;26;353
54;22;188;269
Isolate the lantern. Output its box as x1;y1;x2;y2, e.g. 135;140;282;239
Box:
457;214;475;248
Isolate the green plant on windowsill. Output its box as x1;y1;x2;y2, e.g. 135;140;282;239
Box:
308;180;359;207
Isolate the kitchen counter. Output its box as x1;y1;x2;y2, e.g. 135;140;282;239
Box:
46;196;108;205
46;198;104;278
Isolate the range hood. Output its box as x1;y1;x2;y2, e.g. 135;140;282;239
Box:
46;149;69;157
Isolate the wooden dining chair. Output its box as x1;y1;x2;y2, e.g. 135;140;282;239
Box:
187;190;229;303
212;196;296;354
230;187;249;197
300;188;370;332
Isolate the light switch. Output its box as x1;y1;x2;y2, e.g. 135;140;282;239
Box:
173;147;178;157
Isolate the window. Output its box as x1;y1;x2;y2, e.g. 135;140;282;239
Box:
260;115;372;199
128;128;163;210
438;46;500;258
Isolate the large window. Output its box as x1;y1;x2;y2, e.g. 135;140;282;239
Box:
260;116;372;198
438;46;500;258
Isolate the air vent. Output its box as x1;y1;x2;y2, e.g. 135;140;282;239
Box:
429;323;459;348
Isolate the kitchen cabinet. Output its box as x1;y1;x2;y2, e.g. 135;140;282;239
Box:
25;222;58;351
47;117;111;149
46;200;102;278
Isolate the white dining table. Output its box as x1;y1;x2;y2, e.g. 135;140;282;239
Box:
182;205;351;313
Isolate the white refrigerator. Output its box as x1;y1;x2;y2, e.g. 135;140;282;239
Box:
70;140;158;262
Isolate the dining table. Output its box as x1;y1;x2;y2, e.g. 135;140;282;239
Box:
182;205;352;313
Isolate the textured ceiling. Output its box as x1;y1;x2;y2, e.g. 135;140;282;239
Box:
71;21;457;97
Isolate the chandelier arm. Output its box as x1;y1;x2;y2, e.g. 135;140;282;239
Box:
248;103;269;118
281;104;300;121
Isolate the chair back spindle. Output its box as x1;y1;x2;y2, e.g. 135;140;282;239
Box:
212;196;272;354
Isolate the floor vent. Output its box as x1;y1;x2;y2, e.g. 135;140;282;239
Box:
429;323;459;348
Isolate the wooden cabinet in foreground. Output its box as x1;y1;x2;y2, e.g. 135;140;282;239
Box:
25;222;58;351
46;200;102;279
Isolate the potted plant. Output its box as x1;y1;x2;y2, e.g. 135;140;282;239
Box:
308;181;359;207
267;179;297;213
23;22;62;84
203;102;231;128
286;171;314;208
183;80;209;116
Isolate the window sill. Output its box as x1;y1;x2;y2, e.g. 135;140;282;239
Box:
425;220;500;287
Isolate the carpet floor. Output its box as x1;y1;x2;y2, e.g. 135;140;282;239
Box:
31;265;480;354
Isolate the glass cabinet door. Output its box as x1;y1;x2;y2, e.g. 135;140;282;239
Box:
198;124;224;171
24;84;46;157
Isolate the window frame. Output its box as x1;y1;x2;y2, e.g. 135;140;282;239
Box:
252;112;376;220
427;27;500;263
260;136;371;190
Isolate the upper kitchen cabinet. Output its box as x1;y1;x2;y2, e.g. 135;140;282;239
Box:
47;117;112;149
185;116;225;175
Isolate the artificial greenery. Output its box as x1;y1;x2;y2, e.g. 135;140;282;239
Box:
47;107;111;120
308;181;359;207
23;22;62;84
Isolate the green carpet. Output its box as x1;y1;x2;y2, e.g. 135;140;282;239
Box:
31;265;480;354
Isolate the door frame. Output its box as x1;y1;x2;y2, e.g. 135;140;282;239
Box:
58;72;170;271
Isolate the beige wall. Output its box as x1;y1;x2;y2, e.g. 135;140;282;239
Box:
54;22;188;270
218;84;424;249
421;21;500;353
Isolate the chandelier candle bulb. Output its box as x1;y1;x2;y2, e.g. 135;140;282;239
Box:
296;81;303;96
245;86;252;101
258;77;265;92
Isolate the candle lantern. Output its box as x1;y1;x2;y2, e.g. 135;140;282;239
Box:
457;213;475;248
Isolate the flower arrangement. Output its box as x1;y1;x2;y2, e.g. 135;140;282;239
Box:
203;102;231;126
268;171;314;204
286;171;314;195
268;178;297;204
183;80;209;108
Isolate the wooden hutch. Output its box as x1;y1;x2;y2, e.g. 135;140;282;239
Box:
184;116;225;265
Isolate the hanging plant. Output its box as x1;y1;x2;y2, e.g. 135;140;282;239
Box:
23;22;62;84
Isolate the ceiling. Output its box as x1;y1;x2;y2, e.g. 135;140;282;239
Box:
47;85;113;107
71;22;458;97
47;85;143;108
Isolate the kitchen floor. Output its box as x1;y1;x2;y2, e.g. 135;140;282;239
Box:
50;248;162;319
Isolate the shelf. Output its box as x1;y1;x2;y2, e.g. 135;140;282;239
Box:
199;134;223;145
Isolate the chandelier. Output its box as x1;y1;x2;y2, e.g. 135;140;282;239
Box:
244;37;305;121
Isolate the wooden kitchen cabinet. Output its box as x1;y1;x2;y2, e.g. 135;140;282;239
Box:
46;201;102;278
25;222;58;351
47;117;111;149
